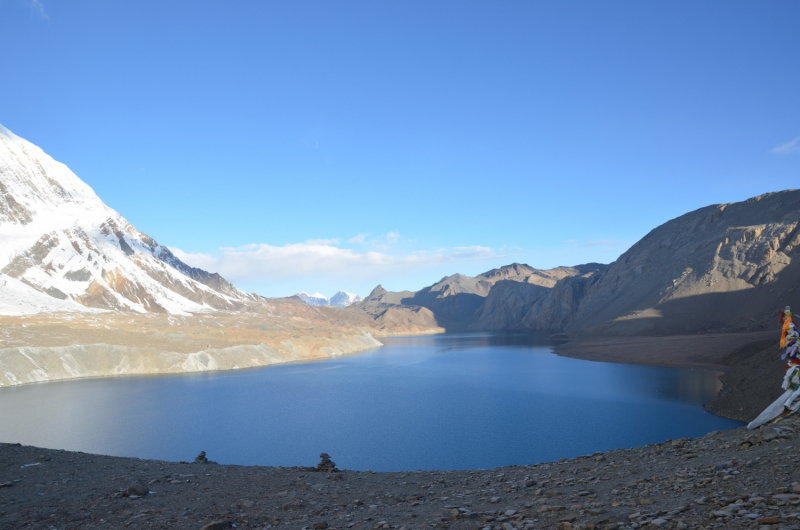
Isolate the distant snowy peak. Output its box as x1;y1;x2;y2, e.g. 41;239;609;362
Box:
330;291;364;307
295;291;363;307
0;123;257;315
296;292;330;306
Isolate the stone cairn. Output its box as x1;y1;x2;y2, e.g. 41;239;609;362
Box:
316;453;338;472
195;451;208;464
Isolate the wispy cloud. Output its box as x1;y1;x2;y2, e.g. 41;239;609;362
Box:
770;136;800;155
345;231;405;251
26;0;48;19
348;234;368;244
170;240;511;283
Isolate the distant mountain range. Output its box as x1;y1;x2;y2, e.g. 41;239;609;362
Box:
3;122;798;341
354;190;800;336
295;291;364;307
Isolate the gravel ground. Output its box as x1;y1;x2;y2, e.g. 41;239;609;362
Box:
705;341;785;423
2;419;799;530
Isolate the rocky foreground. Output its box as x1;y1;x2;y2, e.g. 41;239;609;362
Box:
2;419;799;530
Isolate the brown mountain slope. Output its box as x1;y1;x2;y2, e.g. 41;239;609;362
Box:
551;189;800;335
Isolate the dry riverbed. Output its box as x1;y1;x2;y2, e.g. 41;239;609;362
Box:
2;420;799;530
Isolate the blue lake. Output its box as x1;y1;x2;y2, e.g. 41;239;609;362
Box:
0;332;740;471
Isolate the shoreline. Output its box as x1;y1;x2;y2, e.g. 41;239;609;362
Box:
2;420;798;530
1;329;762;427
551;331;775;371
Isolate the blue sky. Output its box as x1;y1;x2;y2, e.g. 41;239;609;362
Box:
1;1;799;298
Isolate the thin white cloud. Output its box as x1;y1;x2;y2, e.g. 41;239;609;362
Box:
26;0;48;19
170;240;511;283
770;136;800;155
345;230;406;251
348;234;368;244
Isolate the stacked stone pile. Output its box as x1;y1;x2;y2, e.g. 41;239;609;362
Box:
316;453;338;473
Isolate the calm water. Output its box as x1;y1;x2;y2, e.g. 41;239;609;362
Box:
0;332;740;471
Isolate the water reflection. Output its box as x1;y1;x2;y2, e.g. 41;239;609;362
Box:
0;332;740;471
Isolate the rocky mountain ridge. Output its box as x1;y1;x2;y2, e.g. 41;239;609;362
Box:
354;190;800;336
353;263;607;331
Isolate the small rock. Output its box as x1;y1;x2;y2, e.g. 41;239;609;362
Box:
650;519;667;526
312;523;328;530
200;521;234;530
489;497;501;504
639;498;654;506
757;517;780;525
126;482;149;497
773;494;800;500
761;428;779;442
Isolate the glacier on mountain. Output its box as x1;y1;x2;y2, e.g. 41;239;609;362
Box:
0;123;256;315
295;290;364;307
329;290;364;307
296;292;330;306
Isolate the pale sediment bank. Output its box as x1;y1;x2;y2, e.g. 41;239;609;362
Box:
0;332;382;388
1;420;798;530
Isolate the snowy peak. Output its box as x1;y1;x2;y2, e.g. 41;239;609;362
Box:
330;291;364;307
296;292;330;306
295;290;364;307
0;123;257;315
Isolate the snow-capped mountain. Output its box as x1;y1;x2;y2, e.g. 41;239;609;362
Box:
329;290;363;307
295;291;363;307
295;292;330;306
0;123;257;315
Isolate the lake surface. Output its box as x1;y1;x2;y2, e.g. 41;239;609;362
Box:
0;332;740;471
